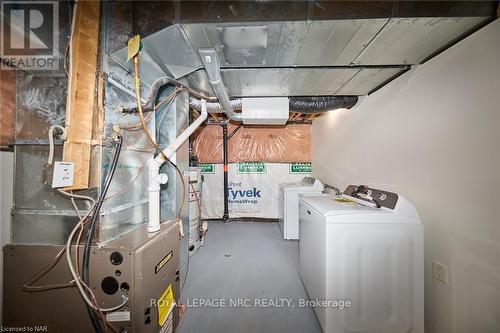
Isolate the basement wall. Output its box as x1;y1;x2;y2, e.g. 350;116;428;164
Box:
312;19;500;333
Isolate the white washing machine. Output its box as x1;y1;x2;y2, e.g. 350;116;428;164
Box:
299;185;424;333
278;177;323;240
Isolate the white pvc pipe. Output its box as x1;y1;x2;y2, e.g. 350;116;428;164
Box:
147;165;167;233
148;99;208;233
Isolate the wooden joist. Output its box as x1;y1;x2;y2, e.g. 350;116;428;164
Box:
0;70;16;148
62;0;101;190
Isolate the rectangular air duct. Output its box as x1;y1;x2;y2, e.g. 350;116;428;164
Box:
242;97;289;125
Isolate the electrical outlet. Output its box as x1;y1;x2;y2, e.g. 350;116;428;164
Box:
432;260;447;284
52;161;75;188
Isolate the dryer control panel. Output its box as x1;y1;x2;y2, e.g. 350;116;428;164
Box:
344;185;399;210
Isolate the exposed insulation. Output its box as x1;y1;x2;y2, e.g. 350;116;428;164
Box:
62;0;100;189
0;70;16;147
192;124;311;163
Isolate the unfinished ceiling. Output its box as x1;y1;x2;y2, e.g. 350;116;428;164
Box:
110;1;495;97
182;17;486;66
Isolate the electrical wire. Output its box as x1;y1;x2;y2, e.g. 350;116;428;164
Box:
71;196;83;219
81;136;124;333
172;162;186;219
27;25;216;333
65;210;128;313
47;125;67;165
121;88;181;131
133;54;186;219
28;40;209;329
58;189;95;203
104;157;148;201
68;191;85;277
133;56;165;158
21;189;94;292
22;244;76;292
56;190;120;332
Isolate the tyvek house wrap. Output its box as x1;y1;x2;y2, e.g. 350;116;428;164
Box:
200;163;312;219
192;124;312;218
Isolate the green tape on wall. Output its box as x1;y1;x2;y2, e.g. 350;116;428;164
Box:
200;163;215;174
289;162;312;174
237;162;267;174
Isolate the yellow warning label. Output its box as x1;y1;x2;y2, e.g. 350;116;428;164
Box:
158;284;174;326
127;34;141;61
334;198;354;203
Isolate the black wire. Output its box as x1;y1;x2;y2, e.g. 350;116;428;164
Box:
227;124;242;141
82;136;123;333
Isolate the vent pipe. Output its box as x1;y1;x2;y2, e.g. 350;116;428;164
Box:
198;48;242;122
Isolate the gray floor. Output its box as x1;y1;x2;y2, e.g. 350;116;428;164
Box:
177;221;322;333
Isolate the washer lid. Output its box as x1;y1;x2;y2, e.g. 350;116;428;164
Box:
301;195;379;216
301;195;422;223
280;182;303;189
285;186;322;193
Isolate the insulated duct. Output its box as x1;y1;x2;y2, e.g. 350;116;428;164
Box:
189;96;358;115
189;98;242;113
121;76;193;113
288;96;358;113
123;77;357;117
141;77;184;111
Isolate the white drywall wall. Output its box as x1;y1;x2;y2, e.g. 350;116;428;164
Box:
312;19;500;333
0;151;14;323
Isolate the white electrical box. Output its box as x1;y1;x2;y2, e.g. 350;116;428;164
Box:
241;97;289;125
51;161;75;188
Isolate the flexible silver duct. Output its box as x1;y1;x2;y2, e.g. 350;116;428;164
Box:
189;96;358;115
189;97;242;113
197;49;359;120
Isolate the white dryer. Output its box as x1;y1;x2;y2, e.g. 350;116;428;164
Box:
299;185;424;333
278;177;323;240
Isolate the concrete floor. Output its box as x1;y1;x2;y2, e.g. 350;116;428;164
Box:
177;221;322;333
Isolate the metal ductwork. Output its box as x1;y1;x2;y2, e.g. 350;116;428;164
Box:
189;96;358;116
198;48;242;122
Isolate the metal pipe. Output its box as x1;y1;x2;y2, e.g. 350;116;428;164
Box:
222;123;229;222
